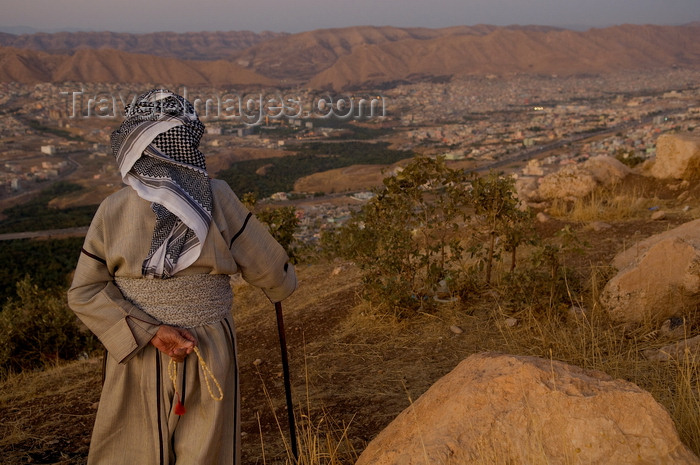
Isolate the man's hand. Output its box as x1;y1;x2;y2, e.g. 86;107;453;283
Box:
150;325;198;362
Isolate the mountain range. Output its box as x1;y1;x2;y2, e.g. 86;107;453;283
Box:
1;23;699;90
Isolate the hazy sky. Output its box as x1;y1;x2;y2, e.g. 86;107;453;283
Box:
1;0;698;34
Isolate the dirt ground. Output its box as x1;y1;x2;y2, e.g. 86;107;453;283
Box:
1;172;699;464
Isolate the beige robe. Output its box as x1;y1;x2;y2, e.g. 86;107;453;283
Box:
68;179;297;465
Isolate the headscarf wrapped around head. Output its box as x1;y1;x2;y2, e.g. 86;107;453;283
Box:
110;89;212;279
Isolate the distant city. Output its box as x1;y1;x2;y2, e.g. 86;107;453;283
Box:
1;67;699;243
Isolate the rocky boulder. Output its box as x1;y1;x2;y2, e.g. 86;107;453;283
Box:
602;219;700;325
583;154;632;185
534;156;629;201
650;133;700;180
612;219;700;270
355;353;699;465
534;164;597;200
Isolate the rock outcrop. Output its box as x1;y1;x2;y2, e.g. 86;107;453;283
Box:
356;353;699;465
583;154;633;185
650;133;700;180
603;219;700;325
611;219;700;270
533;156;630;201
534;164;597;200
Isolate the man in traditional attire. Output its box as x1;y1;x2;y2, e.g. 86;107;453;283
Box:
68;89;297;465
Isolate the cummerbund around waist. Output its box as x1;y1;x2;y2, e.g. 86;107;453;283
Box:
114;274;233;328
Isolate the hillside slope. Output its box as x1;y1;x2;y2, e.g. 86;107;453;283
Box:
0;46;62;82
228;24;550;82
309;24;700;89
0;46;277;86
2;173;700;463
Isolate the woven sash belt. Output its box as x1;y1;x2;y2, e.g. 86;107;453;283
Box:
115;274;232;328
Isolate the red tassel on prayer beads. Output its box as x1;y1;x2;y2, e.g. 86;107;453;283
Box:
168;348;224;417
174;393;186;416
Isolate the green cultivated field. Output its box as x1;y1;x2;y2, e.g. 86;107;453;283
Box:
218;141;413;198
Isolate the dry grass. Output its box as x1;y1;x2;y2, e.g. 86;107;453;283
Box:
548;184;660;223
0;358;101;464
254;356;358;465
248;315;362;465
675;354;700;453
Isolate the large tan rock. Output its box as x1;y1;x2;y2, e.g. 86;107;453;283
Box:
612;218;700;270
356;353;699;465
536;164;597;200
650;133;700;180
534;156;629;201
602;237;700;325
603;219;700;325
583;155;631;185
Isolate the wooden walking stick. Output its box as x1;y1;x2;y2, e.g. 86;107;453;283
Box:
275;301;299;461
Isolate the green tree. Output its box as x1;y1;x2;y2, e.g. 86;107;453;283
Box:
470;172;527;284
501;226;585;318
0;277;96;376
501;207;535;273
241;192;300;262
0;237;83;306
257;206;300;262
329;155;471;315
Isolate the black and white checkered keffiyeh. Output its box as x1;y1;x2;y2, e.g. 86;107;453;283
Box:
110;89;212;279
